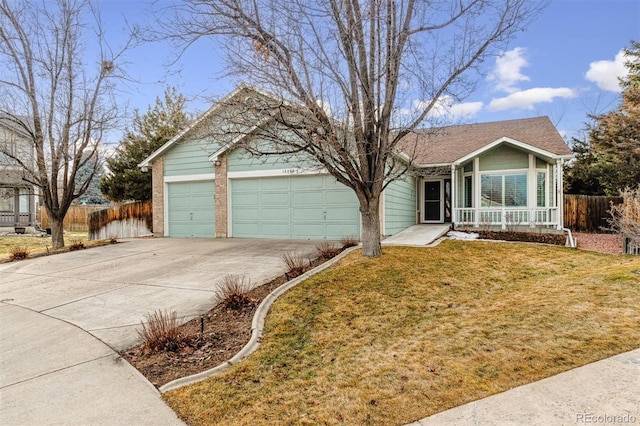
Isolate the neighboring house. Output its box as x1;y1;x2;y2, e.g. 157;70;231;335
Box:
0;114;37;229
139;86;572;239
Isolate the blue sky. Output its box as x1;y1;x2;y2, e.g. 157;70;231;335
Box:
100;0;640;144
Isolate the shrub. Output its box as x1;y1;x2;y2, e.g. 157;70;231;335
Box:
280;251;307;278
137;309;196;354
68;239;85;251
316;241;341;259
212;274;253;310
10;245;30;261
340;234;359;248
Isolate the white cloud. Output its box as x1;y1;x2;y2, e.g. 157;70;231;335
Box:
395;97;483;123
488;87;577;111
585;50;628;92
421;96;484;120
488;47;530;93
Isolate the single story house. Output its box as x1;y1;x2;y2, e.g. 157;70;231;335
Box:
139;86;572;240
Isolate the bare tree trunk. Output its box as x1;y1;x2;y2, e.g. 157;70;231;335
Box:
360;197;382;257
49;215;65;249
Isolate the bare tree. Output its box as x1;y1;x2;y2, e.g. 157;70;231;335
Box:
0;0;130;248
160;0;545;256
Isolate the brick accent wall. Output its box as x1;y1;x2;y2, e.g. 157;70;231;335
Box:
215;154;228;238
152;157;164;236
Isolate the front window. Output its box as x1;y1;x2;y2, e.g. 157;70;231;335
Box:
536;172;546;207
481;173;527;207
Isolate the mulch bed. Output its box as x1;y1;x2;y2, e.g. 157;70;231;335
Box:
477;230;567;245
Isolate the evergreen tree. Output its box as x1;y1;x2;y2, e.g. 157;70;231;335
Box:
565;41;640;196
75;151;109;205
101;88;189;202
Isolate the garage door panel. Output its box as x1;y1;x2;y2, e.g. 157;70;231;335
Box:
260;192;289;205
325;207;360;220
292;207;324;221
259;223;291;237
292;177;324;189
292;224;324;239
260;207;290;220
233;193;259;206
260;177;290;190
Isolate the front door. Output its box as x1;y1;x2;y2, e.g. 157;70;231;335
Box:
423;180;442;222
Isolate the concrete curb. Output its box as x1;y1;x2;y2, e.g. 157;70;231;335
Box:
159;244;361;393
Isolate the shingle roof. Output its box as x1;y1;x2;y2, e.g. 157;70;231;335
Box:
397;116;572;166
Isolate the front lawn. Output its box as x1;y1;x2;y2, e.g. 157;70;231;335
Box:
164;240;640;425
0;232;89;261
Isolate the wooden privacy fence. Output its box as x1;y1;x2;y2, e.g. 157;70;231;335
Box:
39;205;106;232
563;194;623;232
88;201;153;240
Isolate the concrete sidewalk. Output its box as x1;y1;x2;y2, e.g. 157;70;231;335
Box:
382;224;450;246
0;237;319;425
410;348;640;425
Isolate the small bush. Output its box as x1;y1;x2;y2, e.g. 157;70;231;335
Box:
68;239;85;251
340;234;359;248
280;251;307;278
213;274;253;310
10;245;30;261
137;309;196;354
316;241;341;259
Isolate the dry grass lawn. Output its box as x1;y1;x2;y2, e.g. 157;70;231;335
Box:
164;240;640;426
0;232;90;261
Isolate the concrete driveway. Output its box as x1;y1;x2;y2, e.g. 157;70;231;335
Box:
0;237;320;425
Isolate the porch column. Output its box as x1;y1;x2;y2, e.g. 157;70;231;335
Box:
528;154;536;228
557;159;564;230
450;164;456;226
474;157;480;227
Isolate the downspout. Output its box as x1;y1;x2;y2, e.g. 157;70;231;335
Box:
564;227;576;248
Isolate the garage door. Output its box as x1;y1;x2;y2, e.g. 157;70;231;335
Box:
167;181;215;237
231;175;360;239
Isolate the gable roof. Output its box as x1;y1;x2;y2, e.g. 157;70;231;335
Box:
397;116;572;166
139;84;271;169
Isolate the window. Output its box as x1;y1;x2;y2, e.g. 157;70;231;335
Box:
464;175;473;208
0;188;14;212
536;172;546;207
19;188;30;213
481;173;527;207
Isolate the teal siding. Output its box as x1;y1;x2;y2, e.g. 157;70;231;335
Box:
479;145;528;171
227;135;320;172
167;181;215;237
231;175;360;239
384;177;417;235
164;139;216;177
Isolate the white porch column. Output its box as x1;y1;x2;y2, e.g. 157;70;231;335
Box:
451;164;456;226
557;159;564;230
474;157;480;227
528;154;536;227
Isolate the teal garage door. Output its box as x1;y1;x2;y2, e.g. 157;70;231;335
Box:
231;175;360;239
167;181;215;237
